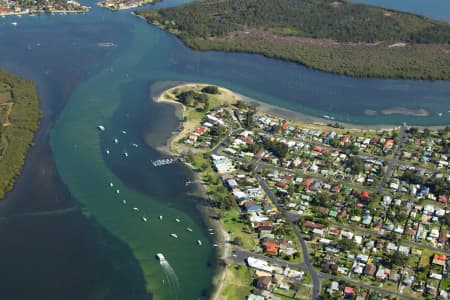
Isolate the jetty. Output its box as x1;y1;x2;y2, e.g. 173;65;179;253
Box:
151;157;177;167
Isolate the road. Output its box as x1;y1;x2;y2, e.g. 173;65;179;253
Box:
375;125;407;193
255;169;322;299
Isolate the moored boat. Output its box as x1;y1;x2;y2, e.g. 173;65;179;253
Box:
197;240;202;246
186;227;193;232
170;233;178;238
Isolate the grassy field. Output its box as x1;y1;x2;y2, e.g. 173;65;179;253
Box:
221;264;254;300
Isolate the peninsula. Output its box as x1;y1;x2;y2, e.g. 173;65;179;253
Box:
156;82;450;299
0;0;88;15
136;0;450;80
0;70;41;199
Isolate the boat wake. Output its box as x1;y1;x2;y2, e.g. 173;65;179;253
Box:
160;260;180;299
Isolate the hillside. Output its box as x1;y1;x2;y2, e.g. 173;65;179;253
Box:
136;0;450;80
0;70;41;199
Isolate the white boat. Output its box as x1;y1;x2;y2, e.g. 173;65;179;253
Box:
133;207;139;212
208;228;213;231
116;189;120;194
209;232;215;235
122;199;127;204
323;115;330;119
156;253;166;262
109;182;114;187
132;143;138;148
175;219;180;223
159;215;163;220
106;149;110;155
113;138;118;144
186;228;193;232
213;244;219;247
122;130;127;134
142;216;148;222
11;22;18;26
170;233;178;238
124;152;128;157
97;125;105;131
197;240;202;246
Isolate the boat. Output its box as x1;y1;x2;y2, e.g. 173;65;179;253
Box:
170;233;178;238
132;143;138;148
113;138;118;143
109;182;114;187
175;218;180;223
122;199;127;204
159;215;163;220
124;152;128;157
209;232;215;235
122;130;127;134
98;42;115;47
133;207;139;212
197;240;202;246
116;189;120;194
186;228;193;232
106;149;110;155
322;115;330;119
208;228;213;231
213;244;219;247
11;22;18;26
142;216;148;222
156;253;166;262
97;125;105;131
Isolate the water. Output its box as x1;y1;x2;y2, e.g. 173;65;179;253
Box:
0;0;449;299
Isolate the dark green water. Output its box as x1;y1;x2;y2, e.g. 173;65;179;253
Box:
0;0;449;299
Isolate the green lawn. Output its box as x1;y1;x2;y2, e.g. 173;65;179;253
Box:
221;264;253;300
222;208;259;251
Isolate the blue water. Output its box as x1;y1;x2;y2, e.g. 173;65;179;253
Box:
0;0;449;299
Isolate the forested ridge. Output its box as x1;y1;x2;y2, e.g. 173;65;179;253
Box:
0;70;41;199
137;0;450;80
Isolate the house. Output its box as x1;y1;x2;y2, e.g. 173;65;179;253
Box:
303;221;323;229
344;286;355;297
244;201;261;213
329;281;339;294
364;264;376;276
432;254;447;266
263;240;278;256
438;231;448;244
256;276;272;290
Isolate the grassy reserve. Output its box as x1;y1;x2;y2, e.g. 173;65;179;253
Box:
137;0;450;80
221;264;254;299
0;69;41;199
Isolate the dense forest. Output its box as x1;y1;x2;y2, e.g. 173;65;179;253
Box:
0;69;41;200
137;0;450;80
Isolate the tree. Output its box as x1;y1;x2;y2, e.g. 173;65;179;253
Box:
387;252;408;267
346;156;364;174
201;85;219;94
233;236;243;246
337;238;356;252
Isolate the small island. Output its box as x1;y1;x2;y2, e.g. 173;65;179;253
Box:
0;0;89;15
137;0;450;80
97;0;159;11
0;70;41;199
